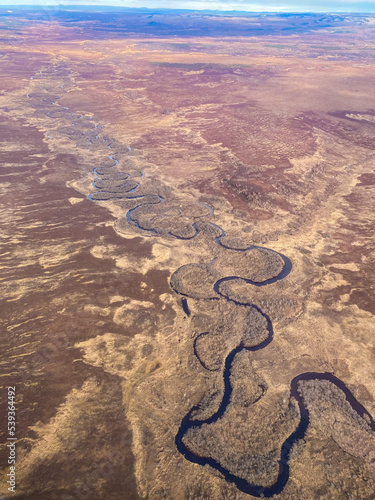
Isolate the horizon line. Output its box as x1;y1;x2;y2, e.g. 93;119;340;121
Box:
0;4;374;14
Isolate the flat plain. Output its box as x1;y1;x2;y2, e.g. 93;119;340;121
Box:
0;8;375;500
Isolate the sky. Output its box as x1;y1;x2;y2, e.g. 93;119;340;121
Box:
1;0;375;13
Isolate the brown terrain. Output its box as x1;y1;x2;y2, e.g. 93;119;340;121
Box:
0;8;375;500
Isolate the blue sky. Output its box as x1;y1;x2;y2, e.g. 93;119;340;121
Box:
2;0;375;13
